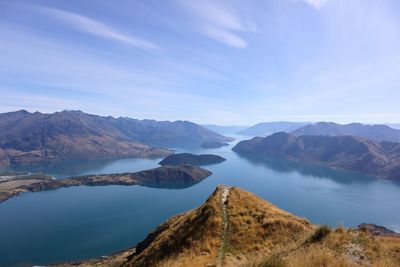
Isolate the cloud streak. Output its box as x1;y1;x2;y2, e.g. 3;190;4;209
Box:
201;26;247;48
303;0;329;9
36;6;159;50
178;0;253;48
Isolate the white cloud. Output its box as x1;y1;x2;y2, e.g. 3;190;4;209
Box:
177;0;252;48
202;25;247;48
304;0;329;9
36;6;159;50
182;0;244;30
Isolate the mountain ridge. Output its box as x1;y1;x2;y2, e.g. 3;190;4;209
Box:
238;121;309;136
0;110;232;168
292;122;400;143
232;132;400;180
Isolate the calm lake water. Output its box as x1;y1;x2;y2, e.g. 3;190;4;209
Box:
1;136;400;266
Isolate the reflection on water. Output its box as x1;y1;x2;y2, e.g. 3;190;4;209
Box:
234;153;377;185
2;157;163;179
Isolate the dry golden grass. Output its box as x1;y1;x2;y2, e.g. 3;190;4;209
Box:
241;225;400;267
225;187;313;255
124;187;224;267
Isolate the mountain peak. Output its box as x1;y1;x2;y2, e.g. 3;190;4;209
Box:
0;109;30;120
122;185;312;266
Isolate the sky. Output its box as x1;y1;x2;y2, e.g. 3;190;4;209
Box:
1;0;400;125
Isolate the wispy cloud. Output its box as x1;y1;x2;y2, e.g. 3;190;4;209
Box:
35;6;159;50
303;0;329;9
177;0;253;48
201;26;247;48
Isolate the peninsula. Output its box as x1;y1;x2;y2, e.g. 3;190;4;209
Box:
0;165;212;203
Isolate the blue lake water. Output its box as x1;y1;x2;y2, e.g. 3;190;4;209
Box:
1;136;400;266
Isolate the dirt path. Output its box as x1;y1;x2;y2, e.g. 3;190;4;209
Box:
217;186;231;266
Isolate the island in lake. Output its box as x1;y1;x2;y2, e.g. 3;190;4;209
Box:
200;141;230;149
159;153;226;166
0;165;212;203
232;132;400;180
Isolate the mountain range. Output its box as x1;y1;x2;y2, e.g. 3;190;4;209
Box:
233;132;400;180
202;124;249;134
386;123;400;130
0;110;232;168
237;121;309;136
292;122;400;143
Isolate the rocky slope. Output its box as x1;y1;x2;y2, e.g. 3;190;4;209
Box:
232;132;400;180
0;110;232;167
159;153;226;166
54;186;400;267
358;224;400;237
0;165;211;203
292;122;400;143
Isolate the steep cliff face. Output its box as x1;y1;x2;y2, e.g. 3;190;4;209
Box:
233;132;400;180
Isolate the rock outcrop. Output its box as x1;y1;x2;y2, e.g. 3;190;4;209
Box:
358;224;400;237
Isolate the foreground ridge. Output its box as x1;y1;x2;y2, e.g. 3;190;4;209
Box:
217;186;231;266
54;185;400;267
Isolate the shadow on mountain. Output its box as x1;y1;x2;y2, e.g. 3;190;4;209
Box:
233;152;379;185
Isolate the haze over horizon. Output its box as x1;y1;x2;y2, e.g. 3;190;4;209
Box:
1;0;400;125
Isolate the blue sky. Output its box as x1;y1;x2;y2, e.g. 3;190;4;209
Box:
1;0;399;125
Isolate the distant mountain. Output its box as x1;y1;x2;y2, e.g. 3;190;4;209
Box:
58;185;400;266
386;123;400;130
237;121;309;136
233;132;400;180
202;124;249;134
159;153;226;166
0;110;232;167
292;122;400;143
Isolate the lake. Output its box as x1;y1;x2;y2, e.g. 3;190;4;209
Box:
1;136;400;266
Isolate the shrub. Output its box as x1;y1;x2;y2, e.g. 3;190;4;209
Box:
308;225;331;243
